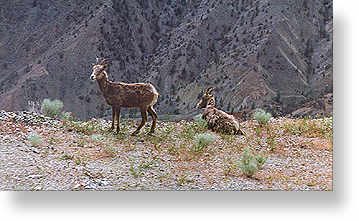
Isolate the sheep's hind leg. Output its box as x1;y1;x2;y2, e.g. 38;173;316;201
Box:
147;106;158;134
131;108;148;136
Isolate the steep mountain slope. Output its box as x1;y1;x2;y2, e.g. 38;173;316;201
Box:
0;0;332;119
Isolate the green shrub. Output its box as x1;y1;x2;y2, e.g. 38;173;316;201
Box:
28;132;42;147
239;148;258;177
254;109;272;125
267;136;276;151
194;114;207;128
239;148;267;177
41;98;64;118
104;146;117;157
255;154;267;169
59;154;73;160
91;134;105;142
193;133;216;152
62;112;74;121
322;116;333;138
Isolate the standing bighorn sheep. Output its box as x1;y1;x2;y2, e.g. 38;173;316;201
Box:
197;87;244;135
90;58;159;135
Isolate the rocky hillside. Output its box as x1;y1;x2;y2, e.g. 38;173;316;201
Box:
0;0;333;120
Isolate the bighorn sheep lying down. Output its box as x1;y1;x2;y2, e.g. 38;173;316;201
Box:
90;58;159;135
197;87;244;135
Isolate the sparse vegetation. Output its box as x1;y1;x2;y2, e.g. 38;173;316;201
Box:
75;157;86;165
283;116;333;138
64;119;107;135
193;114;207;128
91;133;105;142
176;175;193;186
193;133;216;152
62;112;74;121
139;159;156;169
28;100;41;114
0;109;333;190
239;148;258;177
129;166;142;178
59;153;73;160
41;99;64;118
254;109;272;125
255;154;267;170
238;148;266;177
28;132;42;147
104;146;117;157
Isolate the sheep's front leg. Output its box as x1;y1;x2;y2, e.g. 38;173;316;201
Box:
110;106;116;131
131;108;147;136
116;108;121;134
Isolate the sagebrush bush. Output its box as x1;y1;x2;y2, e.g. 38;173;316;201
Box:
28;132;42;147
239;149;258;177
91;134;105;142
194;114;207;128
239;148;267;177
193;133;216;152
60;153;73;160
62;112;73;121
27;100;41;113
104;146;117;157
255;154;267;170
254;109;272;125
323;116;333;135
41;98;64;118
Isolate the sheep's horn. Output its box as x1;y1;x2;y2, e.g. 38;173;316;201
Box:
206;87;216;94
100;58;108;65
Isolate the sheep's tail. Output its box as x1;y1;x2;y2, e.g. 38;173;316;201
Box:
150;84;159;107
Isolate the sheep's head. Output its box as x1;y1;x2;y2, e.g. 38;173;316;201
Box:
90;58;108;81
196;87;216;109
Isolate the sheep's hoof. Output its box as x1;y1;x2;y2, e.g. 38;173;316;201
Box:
238;129;246;136
131;131;139;136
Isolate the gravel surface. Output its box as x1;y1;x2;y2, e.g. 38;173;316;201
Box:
0;110;332;191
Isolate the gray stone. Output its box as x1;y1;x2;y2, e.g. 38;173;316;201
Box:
28;175;43;179
31;148;41;154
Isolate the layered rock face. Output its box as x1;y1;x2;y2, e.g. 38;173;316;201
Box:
0;0;332;119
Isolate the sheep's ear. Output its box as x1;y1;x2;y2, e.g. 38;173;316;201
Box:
100;58;108;65
96;58;100;64
102;64;108;69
